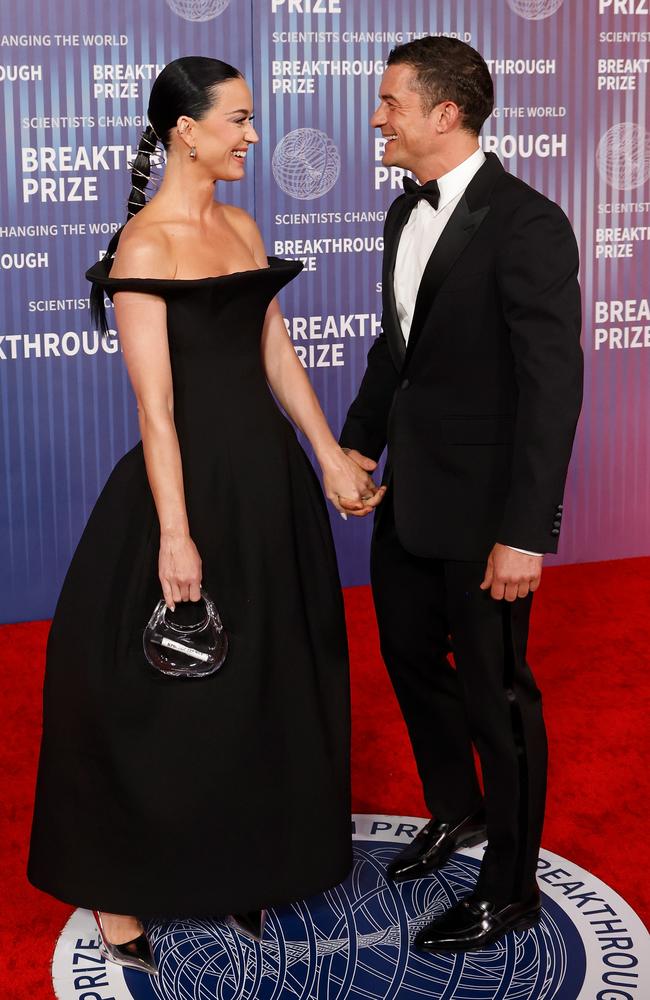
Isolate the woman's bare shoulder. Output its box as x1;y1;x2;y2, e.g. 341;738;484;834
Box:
110;212;176;279
221;202;260;236
220;203;267;263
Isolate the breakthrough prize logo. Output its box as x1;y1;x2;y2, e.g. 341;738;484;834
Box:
272;128;341;200
506;0;565;18
597;123;650;191
165;0;231;21
51;815;650;1000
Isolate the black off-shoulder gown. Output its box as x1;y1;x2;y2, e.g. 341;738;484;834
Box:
28;257;352;917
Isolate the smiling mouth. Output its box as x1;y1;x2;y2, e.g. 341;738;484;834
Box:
383;134;398;142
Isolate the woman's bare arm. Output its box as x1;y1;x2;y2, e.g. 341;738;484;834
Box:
232;209;384;516
111;230;202;607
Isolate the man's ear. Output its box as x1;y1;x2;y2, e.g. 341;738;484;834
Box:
436;102;462;134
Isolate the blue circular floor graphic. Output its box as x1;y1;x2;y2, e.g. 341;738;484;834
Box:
52;815;650;1000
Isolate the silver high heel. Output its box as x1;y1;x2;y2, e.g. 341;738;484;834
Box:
93;910;158;975
228;909;267;941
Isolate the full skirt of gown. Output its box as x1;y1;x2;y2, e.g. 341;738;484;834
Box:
27;257;352;917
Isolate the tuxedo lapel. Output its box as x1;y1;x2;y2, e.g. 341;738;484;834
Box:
403;152;504;368
404;198;490;364
381;199;412;366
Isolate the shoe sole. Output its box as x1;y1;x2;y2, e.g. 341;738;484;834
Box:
416;907;542;953
389;828;488;883
503;910;542;941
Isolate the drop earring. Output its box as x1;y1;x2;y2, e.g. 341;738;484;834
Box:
189;146;197;160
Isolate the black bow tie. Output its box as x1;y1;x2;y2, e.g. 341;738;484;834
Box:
402;176;440;211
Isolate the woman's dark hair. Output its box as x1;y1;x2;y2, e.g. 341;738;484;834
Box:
91;56;242;335
387;37;494;136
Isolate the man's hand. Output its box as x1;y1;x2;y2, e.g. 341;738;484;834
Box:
321;447;386;518
341;448;378;474
480;543;543;601
338;448;387;516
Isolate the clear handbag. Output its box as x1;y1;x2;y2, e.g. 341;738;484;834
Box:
143;588;228;679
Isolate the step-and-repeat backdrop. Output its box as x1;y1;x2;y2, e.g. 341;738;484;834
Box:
1;0;649;623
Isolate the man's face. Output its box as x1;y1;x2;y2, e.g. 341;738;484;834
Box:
371;64;438;175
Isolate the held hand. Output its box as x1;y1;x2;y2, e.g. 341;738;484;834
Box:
322;449;386;518
159;534;203;610
480;543;543;602
341;448;378;474
340;449;387;514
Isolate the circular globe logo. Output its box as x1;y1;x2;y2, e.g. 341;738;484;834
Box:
50;815;650;1000
506;0;564;18
272;128;341;200
597;123;650;191
165;0;231;21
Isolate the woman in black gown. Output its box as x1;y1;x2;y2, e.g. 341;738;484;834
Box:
28;57;384;974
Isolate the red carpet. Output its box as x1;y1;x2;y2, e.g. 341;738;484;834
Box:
1;557;649;998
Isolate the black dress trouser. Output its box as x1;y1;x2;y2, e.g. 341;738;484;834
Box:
370;492;548;904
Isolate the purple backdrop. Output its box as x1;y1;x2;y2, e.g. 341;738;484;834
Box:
1;0;649;623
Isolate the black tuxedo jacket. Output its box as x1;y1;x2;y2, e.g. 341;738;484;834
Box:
340;153;583;560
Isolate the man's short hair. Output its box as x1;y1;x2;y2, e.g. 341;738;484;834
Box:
387;36;494;136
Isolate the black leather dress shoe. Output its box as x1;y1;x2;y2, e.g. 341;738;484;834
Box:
414;890;541;952
386;806;487;882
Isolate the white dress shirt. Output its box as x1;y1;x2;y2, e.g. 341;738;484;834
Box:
392;148;541;558
394;147;485;345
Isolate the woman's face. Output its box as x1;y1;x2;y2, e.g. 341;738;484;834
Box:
180;77;259;181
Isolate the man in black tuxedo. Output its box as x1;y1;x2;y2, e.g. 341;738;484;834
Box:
339;37;583;952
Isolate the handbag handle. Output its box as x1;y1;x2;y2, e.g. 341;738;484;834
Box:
160;588;224;635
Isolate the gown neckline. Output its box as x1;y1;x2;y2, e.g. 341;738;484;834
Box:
86;255;301;286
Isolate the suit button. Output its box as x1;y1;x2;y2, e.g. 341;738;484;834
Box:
553;519;562;527
401;378;410;390
557;504;564;511
551;528;560;536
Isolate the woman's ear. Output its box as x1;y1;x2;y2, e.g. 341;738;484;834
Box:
175;116;195;149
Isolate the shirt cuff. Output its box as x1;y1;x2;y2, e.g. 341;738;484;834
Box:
507;545;543;557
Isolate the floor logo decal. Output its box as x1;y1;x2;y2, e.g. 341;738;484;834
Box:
52;814;650;999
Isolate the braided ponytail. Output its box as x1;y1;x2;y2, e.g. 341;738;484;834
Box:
89;124;160;336
127;124;159;219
